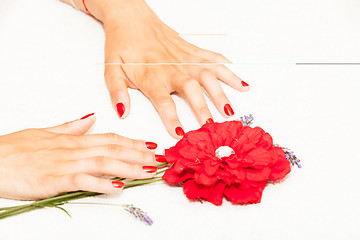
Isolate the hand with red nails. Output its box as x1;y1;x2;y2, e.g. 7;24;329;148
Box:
64;0;249;139
0;114;161;200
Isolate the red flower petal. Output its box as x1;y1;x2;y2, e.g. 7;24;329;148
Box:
246;147;273;167
244;126;263;144
163;168;194;184
186;130;214;153
269;147;291;181
164;147;182;164
245;167;271;181
258;132;273;150
203;159;220;175
194;172;219;186
228;167;245;181
206;181;227;206
224;183;266;204
183;180;226;206
183;180;211;200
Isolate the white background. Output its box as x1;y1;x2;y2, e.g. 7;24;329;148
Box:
0;0;359;239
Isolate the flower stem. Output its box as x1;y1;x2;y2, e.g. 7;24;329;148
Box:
0;170;167;220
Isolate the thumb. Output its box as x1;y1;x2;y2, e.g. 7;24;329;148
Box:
104;62;131;119
45;113;96;135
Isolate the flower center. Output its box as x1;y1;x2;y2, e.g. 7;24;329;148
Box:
215;146;235;159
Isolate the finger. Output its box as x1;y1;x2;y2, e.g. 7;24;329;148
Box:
51;133;157;151
207;64;250;92
45;113;96;135
187;67;235;118
174;74;213;125
53;173;124;194
65;157;157;179
53;145;158;165
143;83;185;139
104;60;131;119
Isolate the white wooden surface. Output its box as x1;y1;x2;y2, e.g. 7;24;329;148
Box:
0;0;359;239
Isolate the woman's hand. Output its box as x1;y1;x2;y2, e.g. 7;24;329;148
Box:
98;0;249;138
63;0;249;138
0;114;162;200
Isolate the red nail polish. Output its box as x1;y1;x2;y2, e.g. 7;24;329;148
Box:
145;142;157;150
206;118;214;124
116;102;125;118
80;113;94;120
143;166;157;173
112;181;124;188
241;81;249;87
155;154;166;163
224;104;234;116
175;127;185;137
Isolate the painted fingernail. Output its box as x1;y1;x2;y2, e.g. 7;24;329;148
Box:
155;154;166;163
80;113;94;120
224;104;234;116
241;80;249;87
206;118;214;124
112;181;124;188
143;166;157;173
145;142;157;150
116;102;125;118
175;127;185;137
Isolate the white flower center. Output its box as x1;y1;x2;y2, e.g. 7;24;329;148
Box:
215;146;235;159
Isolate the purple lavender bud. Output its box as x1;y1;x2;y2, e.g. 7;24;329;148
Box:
240;114;254;126
122;204;153;226
274;145;301;169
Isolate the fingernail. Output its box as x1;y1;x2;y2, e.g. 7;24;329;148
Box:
155;154;166;163
206;118;214;124
241;80;249;87
224;104;234;116
143;166;157;173
175;127;185;137
112;181;124;188
145;142;157;150
80;113;94;120
116;102;125;118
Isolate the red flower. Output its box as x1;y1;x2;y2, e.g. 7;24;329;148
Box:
162;121;291;206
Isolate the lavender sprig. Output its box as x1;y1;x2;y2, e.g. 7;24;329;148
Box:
274;145;301;168
282;147;301;168
122;204;153;226
240;114;254;126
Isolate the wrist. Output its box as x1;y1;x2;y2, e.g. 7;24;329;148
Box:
84;0;147;24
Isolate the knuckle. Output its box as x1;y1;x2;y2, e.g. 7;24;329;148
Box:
197;105;210;115
107;144;121;154
198;68;212;79
71;174;82;189
156;98;174;110
105;133;120;142
94;156;106;169
215;64;227;72
140;151;149;160
97;177;106;189
183;79;200;91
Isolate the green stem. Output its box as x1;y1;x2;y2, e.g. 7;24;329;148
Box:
0;169;168;220
156;169;166;176
0;206;41;220
124;179;164;189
